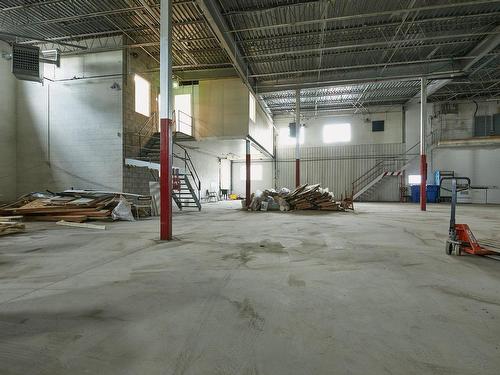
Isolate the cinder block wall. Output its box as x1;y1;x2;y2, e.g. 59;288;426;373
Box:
123;49;159;160
0;41;17;203
123;165;158;196
16;50;124;195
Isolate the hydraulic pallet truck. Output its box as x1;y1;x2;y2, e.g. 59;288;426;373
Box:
442;177;500;259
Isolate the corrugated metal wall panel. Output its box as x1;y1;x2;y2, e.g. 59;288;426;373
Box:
275;143;404;201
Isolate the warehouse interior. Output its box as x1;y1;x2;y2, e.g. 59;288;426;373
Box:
0;1;500;374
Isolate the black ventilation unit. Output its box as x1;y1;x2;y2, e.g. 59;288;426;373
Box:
12;44;42;83
372;120;384;132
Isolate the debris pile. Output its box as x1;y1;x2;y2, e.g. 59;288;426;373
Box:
0;222;25;236
247;184;354;212
0;190;151;224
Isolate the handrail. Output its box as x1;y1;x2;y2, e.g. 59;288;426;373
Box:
351;129;439;196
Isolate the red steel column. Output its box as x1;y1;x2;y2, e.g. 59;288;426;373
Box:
420;77;427;211
245;139;251;209
295;89;301;187
160;0;173;239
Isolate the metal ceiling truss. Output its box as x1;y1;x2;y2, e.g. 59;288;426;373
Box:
1;0;499;113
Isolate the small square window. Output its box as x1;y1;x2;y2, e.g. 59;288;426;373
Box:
134;74;150;117
408;175;421;185
323;123;351;143
372;120;384;132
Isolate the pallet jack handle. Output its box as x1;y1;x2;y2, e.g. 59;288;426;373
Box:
440;177;470;238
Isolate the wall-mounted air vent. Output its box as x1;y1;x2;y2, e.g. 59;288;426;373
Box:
12;44;42;83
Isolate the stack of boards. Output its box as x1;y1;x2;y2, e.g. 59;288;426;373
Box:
285;184;345;211
0;190;151;223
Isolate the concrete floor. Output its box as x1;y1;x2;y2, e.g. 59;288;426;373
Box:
1;202;499;375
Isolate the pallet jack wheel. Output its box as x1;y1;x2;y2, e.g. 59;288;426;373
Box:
445;241;453;255
453;243;462;256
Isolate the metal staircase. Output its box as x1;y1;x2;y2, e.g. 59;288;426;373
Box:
352;132;439;201
131;112;201;211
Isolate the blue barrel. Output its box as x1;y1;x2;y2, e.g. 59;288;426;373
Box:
411;185;420;203
426;185;440;203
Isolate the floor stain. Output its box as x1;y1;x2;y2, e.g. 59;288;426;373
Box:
230;298;264;331
222;240;287;264
288;275;306;287
423;285;500;306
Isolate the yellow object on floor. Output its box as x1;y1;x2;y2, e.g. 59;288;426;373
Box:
229;194;238;200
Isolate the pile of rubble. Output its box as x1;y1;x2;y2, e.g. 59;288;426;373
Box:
247;184;353;212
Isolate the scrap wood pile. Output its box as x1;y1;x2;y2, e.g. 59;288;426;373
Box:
0;190;151;225
248;184;354;212
0;222;25;236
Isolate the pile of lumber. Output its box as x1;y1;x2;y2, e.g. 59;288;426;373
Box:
0;222;25;236
284;184;344;211
0;190;151;223
247;184;354;212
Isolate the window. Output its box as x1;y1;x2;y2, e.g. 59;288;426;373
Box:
175;94;192;135
134;74;150;117
323;123;351;143
249;93;256;122
408;175;421;185
372;120;384;132
279;126;304;146
240;164;263;181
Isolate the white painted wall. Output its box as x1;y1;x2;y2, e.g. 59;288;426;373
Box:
275;106;403;147
249;96;274;154
233;106;405;201
16;51;123;195
405;99;500;203
173;144;220;197
0;41;17;203
231;160;274;196
198;78;249;139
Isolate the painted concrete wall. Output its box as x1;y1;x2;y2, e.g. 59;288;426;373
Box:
405;99;500;203
274;106;404;147
198;78;249;139
16;51;123;195
173;145;220;197
0;41;17;203
249;97;274;154
123;49;159;159
231;160;274;197
233;106;405;201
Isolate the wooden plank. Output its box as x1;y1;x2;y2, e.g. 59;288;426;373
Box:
56;221;106;230
27;215;88;223
0;222;25;236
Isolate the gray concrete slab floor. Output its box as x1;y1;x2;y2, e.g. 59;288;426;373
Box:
0;201;500;375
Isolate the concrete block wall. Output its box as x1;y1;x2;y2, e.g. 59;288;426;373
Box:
123;165;158;196
123;49;159;159
0;41;17;203
16;50;124;195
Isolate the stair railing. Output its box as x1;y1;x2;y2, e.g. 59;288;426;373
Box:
351;130;439;198
173;143;201;202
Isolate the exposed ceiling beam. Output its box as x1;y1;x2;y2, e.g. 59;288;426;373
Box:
242;32;494;59
462;25;500;71
229;0;500;33
195;0;255;89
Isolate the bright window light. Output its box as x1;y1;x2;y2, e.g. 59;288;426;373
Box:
134;74;150;117
175;94;192;135
249;93;256;122
240;164;263;181
279;126;305;146
323;123;351;143
408;175;421;185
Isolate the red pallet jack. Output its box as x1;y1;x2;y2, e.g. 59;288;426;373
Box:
442;177;500;259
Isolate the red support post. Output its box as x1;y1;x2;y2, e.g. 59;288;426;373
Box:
160;118;172;240
420;154;427;211
245;140;251;209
